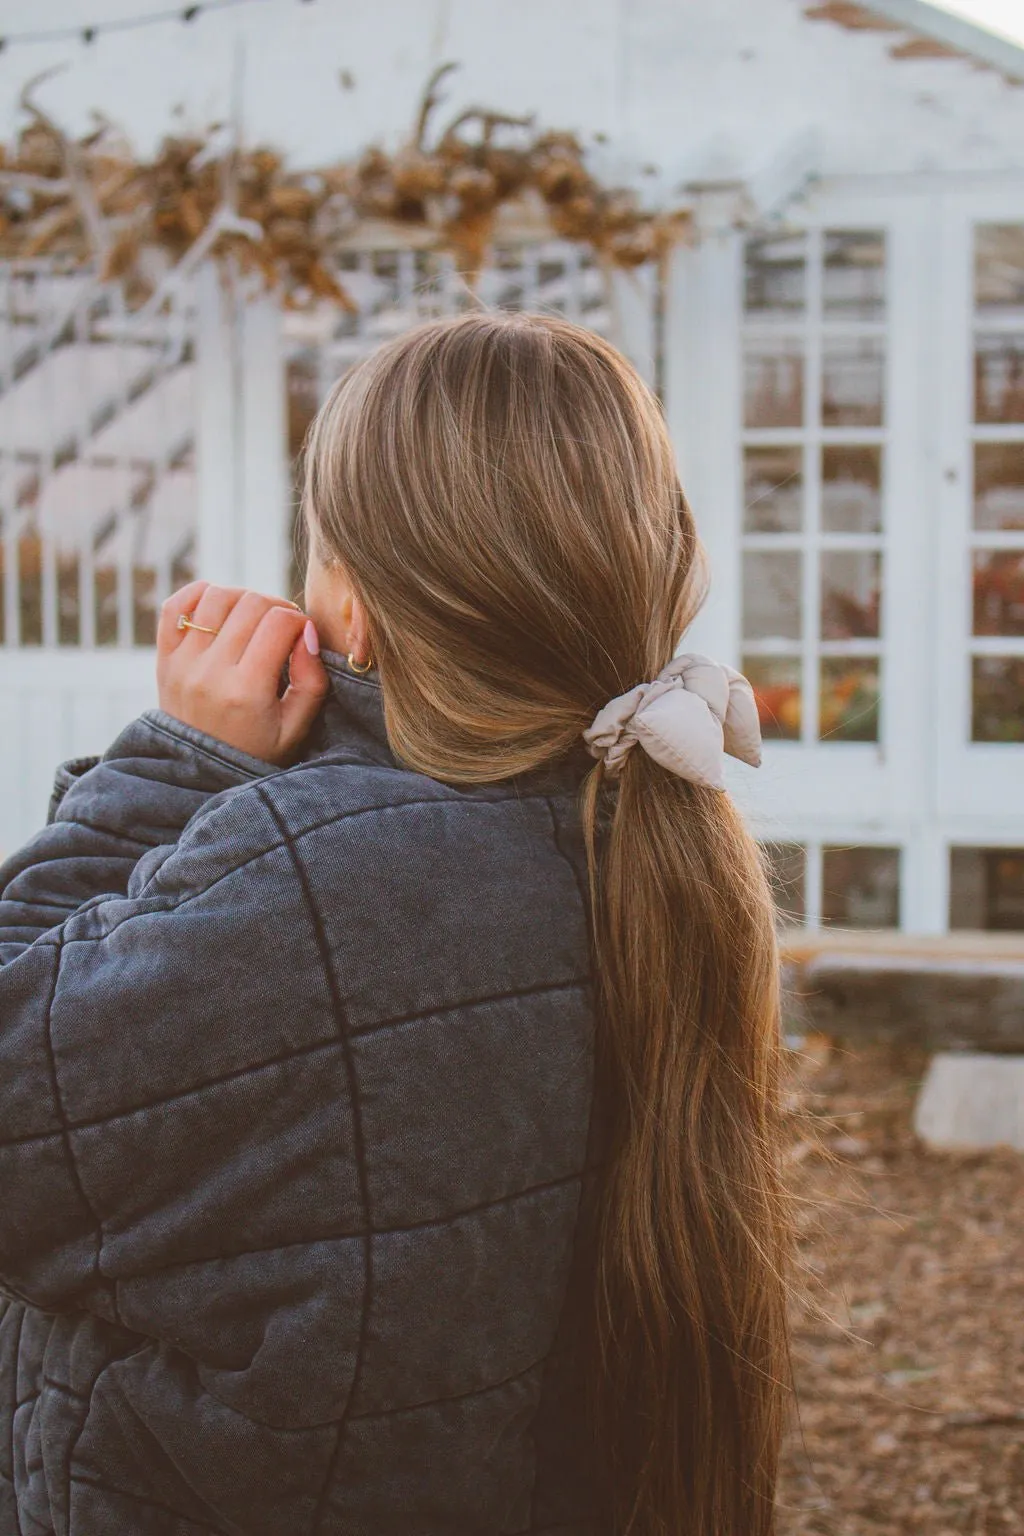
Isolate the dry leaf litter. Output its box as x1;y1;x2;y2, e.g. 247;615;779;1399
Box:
780;1038;1024;1534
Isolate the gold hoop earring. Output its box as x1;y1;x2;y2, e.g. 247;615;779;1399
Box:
347;652;373;674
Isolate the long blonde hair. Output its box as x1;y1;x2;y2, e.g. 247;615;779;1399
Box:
303;310;788;1536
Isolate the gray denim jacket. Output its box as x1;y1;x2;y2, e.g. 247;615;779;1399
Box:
0;650;606;1535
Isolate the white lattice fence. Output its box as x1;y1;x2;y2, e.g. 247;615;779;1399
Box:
0;262;197;651
0;262;198;854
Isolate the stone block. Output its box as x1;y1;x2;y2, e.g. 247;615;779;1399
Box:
913;1052;1024;1152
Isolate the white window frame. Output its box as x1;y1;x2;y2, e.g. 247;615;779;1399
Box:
934;186;1024;829
668;185;932;848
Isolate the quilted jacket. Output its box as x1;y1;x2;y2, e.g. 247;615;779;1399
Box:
0;648;609;1536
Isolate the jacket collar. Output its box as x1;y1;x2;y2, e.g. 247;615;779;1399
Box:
307;648;396;767
307;646;595;794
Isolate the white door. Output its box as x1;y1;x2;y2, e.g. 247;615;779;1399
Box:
929;189;1024;931
934;192;1024;825
671;188;936;927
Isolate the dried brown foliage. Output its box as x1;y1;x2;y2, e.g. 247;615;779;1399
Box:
0;62;690;309
780;1038;1024;1534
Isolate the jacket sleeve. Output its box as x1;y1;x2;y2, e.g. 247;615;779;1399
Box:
0;771;364;1431
0;708;279;958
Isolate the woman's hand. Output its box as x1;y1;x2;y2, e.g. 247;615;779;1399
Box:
157;580;330;766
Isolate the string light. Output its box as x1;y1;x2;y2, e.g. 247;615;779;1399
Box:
0;0;312;52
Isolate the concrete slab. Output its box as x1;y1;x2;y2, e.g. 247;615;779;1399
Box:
780;930;1024;1052
914;1052;1024;1152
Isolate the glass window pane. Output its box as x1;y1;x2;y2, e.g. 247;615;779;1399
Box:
821;551;882;640
821;445;883;533
744;337;804;428
972;657;1024;741
975;225;1024;316
744;234;806;315
974;443;1024;531
819;658;880;742
743;550;802;640
822;336;885;427
743;446;803;533
975;335;1024;424
972;551;1024;636
742;655;802;741
761;842;806;926
950;847;1024;931
824;230;886;320
822;846;900;929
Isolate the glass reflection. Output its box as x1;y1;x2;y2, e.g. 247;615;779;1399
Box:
824;230;886;320
743;550;802;640
821;445;883;533
972;657;1024;741
822;845;900;928
819;658;880;742
973;551;1024;636
821;551;882;640
745;234;806;315
975;335;1024;424
822;336;885;427
974;444;1024;531
743;446;803;533
975;224;1024;315
744;337;804;428
743;655;802;740
950;847;1024;931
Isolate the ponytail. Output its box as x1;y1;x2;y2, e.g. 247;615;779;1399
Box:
579;753;788;1534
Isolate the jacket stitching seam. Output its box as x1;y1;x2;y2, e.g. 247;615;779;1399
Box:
141;713;275;780
346;975;588;1040
39;932;118;1322
40;817;156;850
92;790;563;920
69;1475;232;1534
7;1306;23;1536
538;796;601;1532
64;1354;124;1536
347;1354;547;1423
113;1168;591;1282
255;786;372;1536
0;979;590;1150
84;798;453;914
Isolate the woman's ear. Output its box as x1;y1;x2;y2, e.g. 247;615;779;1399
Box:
348;592;371;665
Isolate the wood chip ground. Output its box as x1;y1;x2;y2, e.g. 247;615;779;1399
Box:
779;1039;1024;1534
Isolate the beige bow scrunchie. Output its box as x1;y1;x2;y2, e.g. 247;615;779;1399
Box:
582;653;763;789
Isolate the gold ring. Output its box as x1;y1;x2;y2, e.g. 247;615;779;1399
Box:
348;652;373;673
177;613;220;637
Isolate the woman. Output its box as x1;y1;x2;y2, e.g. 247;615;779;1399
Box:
0;312;787;1536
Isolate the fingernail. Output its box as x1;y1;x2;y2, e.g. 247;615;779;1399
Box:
304;619;320;655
